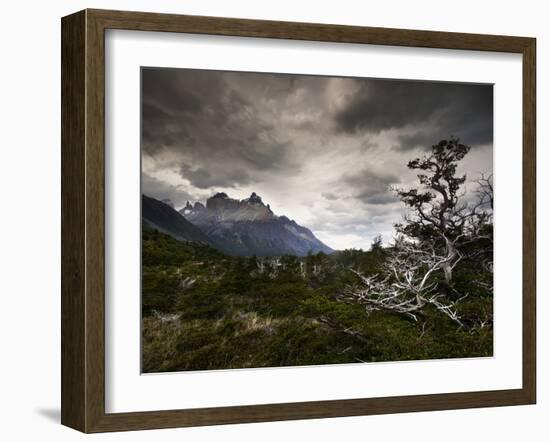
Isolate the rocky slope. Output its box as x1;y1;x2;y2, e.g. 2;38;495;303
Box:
142;194;212;245
180;192;334;257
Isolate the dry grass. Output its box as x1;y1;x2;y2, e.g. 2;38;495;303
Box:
142;316;183;371
232;311;278;334
142;310;287;371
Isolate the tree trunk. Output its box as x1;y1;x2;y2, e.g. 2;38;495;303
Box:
442;262;453;284
442;240;457;284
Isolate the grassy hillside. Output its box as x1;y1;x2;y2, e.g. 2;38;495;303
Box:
142;229;493;373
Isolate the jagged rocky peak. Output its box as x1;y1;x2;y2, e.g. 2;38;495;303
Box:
142;195;212;245
246;192;263;205
212;192;229;199
206;192;239;211
161;198;174;209
149;192;334;257
191;191;275;222
179;200;193;216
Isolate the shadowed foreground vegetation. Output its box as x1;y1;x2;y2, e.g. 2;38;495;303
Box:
142;228;492;373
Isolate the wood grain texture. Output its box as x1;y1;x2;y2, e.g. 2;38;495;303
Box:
89;8;533;52
61;10;86;432
61;9;537;433
522;38;536;403
84;9;107;432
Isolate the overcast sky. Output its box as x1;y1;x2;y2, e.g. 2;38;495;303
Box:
141;67;493;251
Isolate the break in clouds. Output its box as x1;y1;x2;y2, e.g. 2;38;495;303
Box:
141;68;493;251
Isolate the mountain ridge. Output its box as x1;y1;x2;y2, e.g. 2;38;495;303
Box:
180;192;334;257
142;194;212;246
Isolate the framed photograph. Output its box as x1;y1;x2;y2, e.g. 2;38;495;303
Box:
61;9;536;433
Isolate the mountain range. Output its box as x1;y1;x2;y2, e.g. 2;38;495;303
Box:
142;192;334;257
142;194;212;245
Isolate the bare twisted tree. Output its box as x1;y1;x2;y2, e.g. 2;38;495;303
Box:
342;138;493;329
394;138;473;284
341;237;466;326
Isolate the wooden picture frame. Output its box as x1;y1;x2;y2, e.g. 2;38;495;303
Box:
61;8;536;433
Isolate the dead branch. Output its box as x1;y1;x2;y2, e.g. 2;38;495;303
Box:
340;238;466;326
318;316;369;344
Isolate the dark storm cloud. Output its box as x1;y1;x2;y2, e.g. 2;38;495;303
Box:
335;79;493;150
344;169;401;205
142;69;203;115
180;162;252;189
322;192;339;201
141;69;205;152
142;173;196;208
141;68;297;174
141;67;493;250
142;100;195;149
